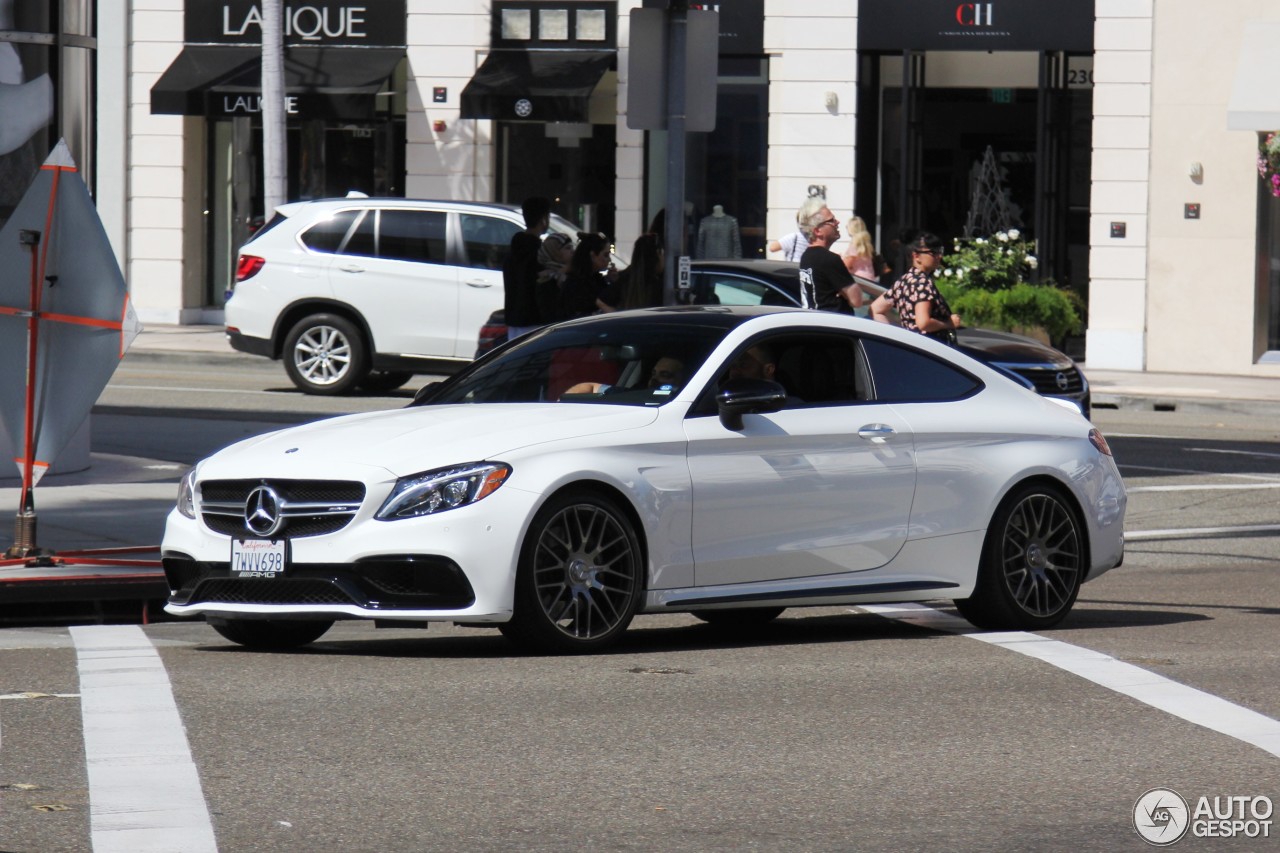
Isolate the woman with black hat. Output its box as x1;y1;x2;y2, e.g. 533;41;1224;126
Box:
869;231;962;344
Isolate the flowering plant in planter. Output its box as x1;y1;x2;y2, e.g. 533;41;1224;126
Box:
1258;133;1280;198
937;229;1082;343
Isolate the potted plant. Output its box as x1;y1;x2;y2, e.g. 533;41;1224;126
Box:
936;230;1082;346
1258;132;1280;197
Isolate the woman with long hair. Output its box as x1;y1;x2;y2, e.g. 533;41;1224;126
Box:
614;233;664;309
841;215;884;283
558;231;615;320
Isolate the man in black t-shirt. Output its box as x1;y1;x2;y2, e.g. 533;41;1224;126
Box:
796;201;862;313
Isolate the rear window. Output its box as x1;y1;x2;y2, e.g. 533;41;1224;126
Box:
862;337;982;402
300;210;361;254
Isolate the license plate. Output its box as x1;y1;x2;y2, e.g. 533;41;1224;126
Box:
231;538;288;578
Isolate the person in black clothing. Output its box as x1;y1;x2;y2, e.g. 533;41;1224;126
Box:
559;231;615;320
796;200;862;313
613;233;664;309
503;196;551;338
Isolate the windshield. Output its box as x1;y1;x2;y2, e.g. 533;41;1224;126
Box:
423;315;729;406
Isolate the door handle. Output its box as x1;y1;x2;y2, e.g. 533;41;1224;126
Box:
465;279;493;288
337;264;365;274
857;424;896;441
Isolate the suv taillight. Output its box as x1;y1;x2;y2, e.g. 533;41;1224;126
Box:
236;254;266;282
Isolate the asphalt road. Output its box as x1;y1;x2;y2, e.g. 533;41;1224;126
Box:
1;363;1278;852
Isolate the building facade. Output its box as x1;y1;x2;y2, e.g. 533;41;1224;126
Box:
91;0;1280;377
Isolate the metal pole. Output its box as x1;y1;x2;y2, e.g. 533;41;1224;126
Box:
662;1;689;306
261;0;287;215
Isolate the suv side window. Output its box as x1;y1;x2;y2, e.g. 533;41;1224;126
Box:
342;210;376;258
861;337;981;402
379;209;447;264
300;209;361;254
460;214;520;271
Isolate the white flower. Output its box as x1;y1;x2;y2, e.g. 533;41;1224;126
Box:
1026;255;1038;269
1008;228;1020;240
976;237;986;245
996;232;1009;242
943;268;953;276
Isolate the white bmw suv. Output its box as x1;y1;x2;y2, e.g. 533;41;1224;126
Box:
226;196;591;395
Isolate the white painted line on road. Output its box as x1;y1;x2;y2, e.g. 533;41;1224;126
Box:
71;625;217;853
854;603;1280;758
1118;463;1280;482
1125;524;1280;540
1191;447;1280;461
1127;483;1280;492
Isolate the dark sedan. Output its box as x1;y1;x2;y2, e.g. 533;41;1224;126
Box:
479;259;1090;418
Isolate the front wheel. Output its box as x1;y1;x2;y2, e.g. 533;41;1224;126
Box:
954;483;1085;631
499;491;644;653
207;617;334;649
282;313;369;395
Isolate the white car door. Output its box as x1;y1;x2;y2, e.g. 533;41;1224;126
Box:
684;333;917;586
326;207;459;359
454;212;520;357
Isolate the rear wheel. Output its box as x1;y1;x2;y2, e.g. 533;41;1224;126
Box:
499;491;643;653
207;617;334;649
283;313;369;395
954;483;1085;631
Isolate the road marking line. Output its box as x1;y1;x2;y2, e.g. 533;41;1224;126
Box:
71;625;217;853
854;603;1280;759
1125;524;1280;540
1118;463;1280;482
1128;483;1280;492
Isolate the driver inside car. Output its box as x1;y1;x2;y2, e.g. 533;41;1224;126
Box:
563;356;685;398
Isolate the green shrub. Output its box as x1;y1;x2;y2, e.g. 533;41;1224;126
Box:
937;230;1082;340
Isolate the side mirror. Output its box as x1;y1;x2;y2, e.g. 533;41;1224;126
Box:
411;381;442;406
716;378;787;430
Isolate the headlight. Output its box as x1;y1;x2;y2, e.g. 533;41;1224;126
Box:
376;462;511;520
177;468;197;519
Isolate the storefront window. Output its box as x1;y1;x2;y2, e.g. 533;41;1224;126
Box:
0;0;95;230
1258;164;1280;357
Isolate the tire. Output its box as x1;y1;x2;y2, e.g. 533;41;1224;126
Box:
690;607;785;628
207;617;334;649
358;370;414;393
282;313;369;395
499;491;644;653
954;483;1085;631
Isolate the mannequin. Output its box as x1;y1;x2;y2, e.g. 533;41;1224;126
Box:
697;204;742;259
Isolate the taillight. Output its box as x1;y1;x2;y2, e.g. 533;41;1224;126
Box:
236;254;266;281
1088;428;1113;457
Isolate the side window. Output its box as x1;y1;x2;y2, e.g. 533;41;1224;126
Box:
378;209;447;264
861;337;982;402
300;209;361;254
460;214;520;270
770;334;867;405
707;275;767;306
342;210;377;258
692;331;868;416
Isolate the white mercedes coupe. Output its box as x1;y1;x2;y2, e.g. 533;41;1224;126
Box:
161;307;1126;653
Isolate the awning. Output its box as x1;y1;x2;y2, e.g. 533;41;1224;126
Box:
460;50;614;123
150;46;403;120
1228;21;1280;130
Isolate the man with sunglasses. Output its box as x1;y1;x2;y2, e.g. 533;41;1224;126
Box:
796;200;864;314
870;232;963;343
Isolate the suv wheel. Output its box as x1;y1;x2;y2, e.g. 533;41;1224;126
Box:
283;313;369;395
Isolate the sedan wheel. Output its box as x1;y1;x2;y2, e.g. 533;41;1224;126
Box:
207;618;334;649
501;492;643;653
283;313;369;395
955;484;1084;631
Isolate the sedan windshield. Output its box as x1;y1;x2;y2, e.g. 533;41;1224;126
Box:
425;315;731;406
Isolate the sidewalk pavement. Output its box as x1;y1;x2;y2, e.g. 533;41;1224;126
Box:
3;323;1279;590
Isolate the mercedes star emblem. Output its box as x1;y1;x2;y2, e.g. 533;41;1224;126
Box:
245;485;284;537
1055;371;1070;391
514;98;533;118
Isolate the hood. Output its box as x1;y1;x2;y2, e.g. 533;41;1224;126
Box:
955;327;1073;368
196;404;660;480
